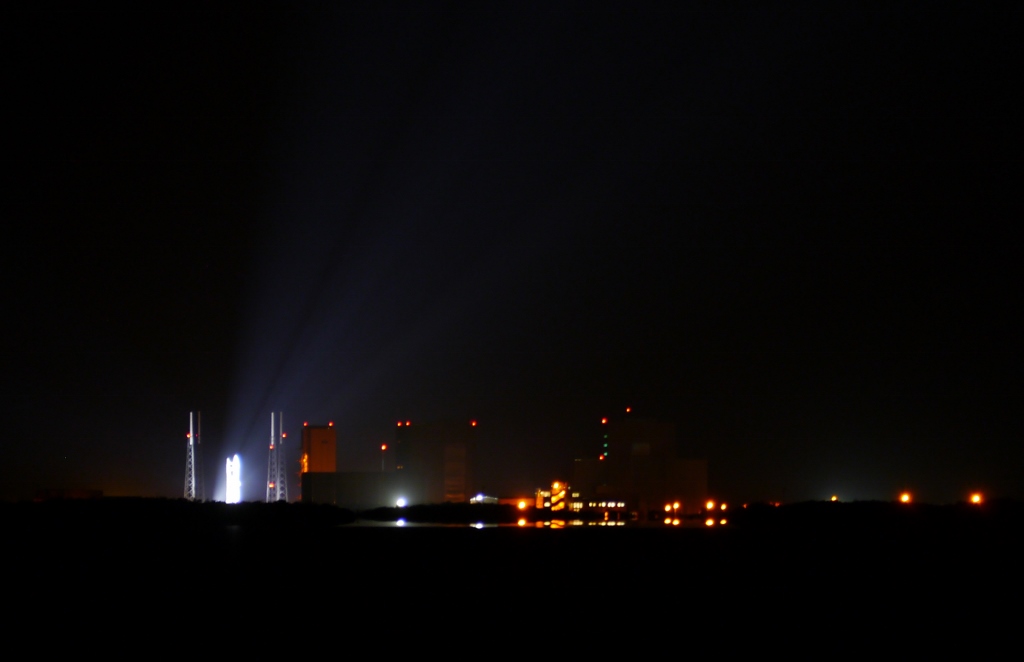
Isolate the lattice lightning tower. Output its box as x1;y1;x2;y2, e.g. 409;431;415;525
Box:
266;411;288;502
184;411;205;501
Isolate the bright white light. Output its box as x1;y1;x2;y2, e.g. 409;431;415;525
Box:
472;522;484;529
396;518;406;527
225;455;241;504
396;497;407;508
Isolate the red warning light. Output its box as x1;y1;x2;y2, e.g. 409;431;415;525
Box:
303;422;308;427
601;417;608;424
282;433;287;438
625;407;631;413
397;421;402;427
381;444;387;451
470;420;477;427
599;455;605;461
405;421;411;426
328;421;333;427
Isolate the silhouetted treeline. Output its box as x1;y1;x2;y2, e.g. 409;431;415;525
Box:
723;498;1024;532
2;497;357;530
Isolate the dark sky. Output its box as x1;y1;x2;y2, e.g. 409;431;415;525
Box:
8;2;1021;504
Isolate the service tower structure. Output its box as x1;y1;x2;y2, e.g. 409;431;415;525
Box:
266;412;288;502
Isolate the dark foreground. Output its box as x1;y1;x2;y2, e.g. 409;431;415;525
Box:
6;498;1022;629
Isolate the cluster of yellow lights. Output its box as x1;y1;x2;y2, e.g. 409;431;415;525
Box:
664;518;681;526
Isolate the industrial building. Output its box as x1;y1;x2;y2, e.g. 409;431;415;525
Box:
301;422;337;473
569;416;707;521
394;420;478;505
301;419;480;509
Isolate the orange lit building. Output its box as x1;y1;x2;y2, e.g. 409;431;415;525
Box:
301;423;337;473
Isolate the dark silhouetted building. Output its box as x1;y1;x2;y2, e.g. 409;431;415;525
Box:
301;420;480;508
394;420;478;504
570;417;707;521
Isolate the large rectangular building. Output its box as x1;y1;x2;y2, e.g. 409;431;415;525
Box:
394;420;478;504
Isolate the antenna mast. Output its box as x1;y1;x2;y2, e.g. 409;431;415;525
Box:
266;412;288;502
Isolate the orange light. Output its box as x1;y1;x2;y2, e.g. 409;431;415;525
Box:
900;492;911;503
517;519;527;527
720;503;727;511
405;421;411;426
705;518;715;527
470;420;477;427
269;482;274;488
303;421;308;427
381;444;387;451
673;501;680;510
664;517;672;525
397;421;402;426
282;433;287;438
672;519;680;526
831;495;838;502
328;421;333;427
518;501;526;510
601;417;607;424
664;505;672;512
625;407;631;413
599;455;604;460
720;519;727;525
970;493;983;504
706;500;715;510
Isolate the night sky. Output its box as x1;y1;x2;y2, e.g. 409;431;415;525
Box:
8;3;1021;504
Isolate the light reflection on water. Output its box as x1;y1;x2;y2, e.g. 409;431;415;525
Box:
354;519;635;528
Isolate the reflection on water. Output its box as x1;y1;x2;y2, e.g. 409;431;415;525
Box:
367;518;634;528
534;520;627;528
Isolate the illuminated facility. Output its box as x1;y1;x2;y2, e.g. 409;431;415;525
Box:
570;415;707;521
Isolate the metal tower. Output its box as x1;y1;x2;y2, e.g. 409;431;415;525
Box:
266;411;288;502
184;411;205;501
